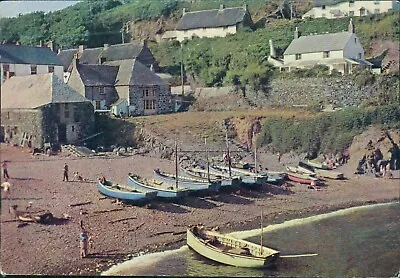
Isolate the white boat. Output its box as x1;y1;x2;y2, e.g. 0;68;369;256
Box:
187;225;280;268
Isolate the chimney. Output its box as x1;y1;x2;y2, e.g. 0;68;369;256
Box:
39;40;43;47
348;18;355;33
73;53;79;69
78;45;86;54
48;40;54;52
103;43;109;50
243;3;248;11
269;39;276;58
219;4;225;11
182;8;186;15
99;56;106;64
150;64;154;72
294;26;300;39
142;39;147;47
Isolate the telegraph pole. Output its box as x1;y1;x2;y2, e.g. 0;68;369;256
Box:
180;43;184;96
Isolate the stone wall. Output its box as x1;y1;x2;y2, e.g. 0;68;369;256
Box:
129;85;172;116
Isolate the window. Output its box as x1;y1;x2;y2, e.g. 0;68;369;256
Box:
64;103;70;118
349;11;354;16
322;5;326;10
30;65;37;75
323;51;330;58
360;9;366;16
349;0;354;7
144;100;156;110
143;89;150;97
374;9;380;14
99;86;105;95
295;54;302;60
95;101;101;110
374;1;380;4
71;126;75;132
48;66;54;73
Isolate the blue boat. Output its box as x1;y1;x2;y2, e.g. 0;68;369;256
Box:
153;169;221;192
97;180;157;202
180;167;241;188
127;173;190;199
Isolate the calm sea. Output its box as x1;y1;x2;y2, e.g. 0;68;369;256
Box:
103;202;400;277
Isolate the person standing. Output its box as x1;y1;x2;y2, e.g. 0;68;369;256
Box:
1;179;11;199
80;225;89;258
63;163;69;182
2;161;10;179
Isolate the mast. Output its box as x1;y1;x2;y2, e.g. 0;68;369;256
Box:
260;207;263;255
180;43;184;96
175;141;178;189
225;129;232;178
253;131;257;174
205;137;210;182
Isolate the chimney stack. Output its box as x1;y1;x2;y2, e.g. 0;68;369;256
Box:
142;39;147;47
182;8;186;15
269;39;276;58
78;45;86;54
73;53;79;69
243;3;248;11
219;4;225;11
294;26;300;39
103;44;109;50
348;18;355;33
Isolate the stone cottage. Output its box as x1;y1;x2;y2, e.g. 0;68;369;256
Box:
0;73;94;149
58;41;158;82
173;4;253;42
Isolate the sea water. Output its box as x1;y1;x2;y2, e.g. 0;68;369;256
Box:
103;202;400;276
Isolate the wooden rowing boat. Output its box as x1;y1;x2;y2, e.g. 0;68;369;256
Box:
306;160;331;170
286;172;319;185
286;166;315;176
153;169;221;192
187;225;280;268
97;180;157;201
127;174;190;199
211;165;268;185
314;169;344;179
180;167;241;188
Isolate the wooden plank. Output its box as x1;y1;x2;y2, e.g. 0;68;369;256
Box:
109;216;137;224
93;208;123;214
69;201;92;207
127;222;145;232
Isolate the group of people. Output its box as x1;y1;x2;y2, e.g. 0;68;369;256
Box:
357;147;393;178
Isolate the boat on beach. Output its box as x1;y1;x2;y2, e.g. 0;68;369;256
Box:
127;173;190;199
286;172;319;185
187;225;280;268
180;166;241;188
314;169;344;179
153;169;221;192
97;180;157;201
286;166;315;176
211;165;268;186
305;160;331;170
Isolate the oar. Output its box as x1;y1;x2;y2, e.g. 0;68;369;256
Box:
280;253;318;258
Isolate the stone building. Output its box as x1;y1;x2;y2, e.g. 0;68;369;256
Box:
173;4;253;42
58;41;158;82
0;73;94;149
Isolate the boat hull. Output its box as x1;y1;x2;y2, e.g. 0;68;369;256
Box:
97;180;156;201
287;172;318;185
187;227;280;268
127;174;188;199
180;167;240;188
315;169;344;179
153;169;221;192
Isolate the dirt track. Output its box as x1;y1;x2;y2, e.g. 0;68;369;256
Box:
1;143;399;275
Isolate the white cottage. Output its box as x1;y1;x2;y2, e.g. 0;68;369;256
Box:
0;44;64;84
281;20;373;74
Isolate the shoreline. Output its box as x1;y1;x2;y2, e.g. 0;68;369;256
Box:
1;144;399;275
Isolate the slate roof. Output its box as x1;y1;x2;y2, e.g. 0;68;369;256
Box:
284;32;353;55
58;42;147;69
1;73;89;109
77;64;119;86
0;44;63;66
176;6;247;30
105;59;166;86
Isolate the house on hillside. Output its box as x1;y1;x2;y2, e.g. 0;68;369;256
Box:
173;4;253;42
0;44;64;84
0;73;94;149
58;41;158;82
67;57;173;116
303;0;400;19
280;19;373;74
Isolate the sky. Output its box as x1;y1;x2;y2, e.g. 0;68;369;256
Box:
0;1;81;18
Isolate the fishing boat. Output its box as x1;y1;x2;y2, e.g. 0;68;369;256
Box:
314;169;344;179
187;225;280;268
211;165;268;185
97;180;157;201
153;169;221;192
305;160;331;170
286;166;315;176
286;172;319;185
127;173;190;199
180;166;241;188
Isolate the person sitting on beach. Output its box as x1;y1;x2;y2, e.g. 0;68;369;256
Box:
99;176;106;184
